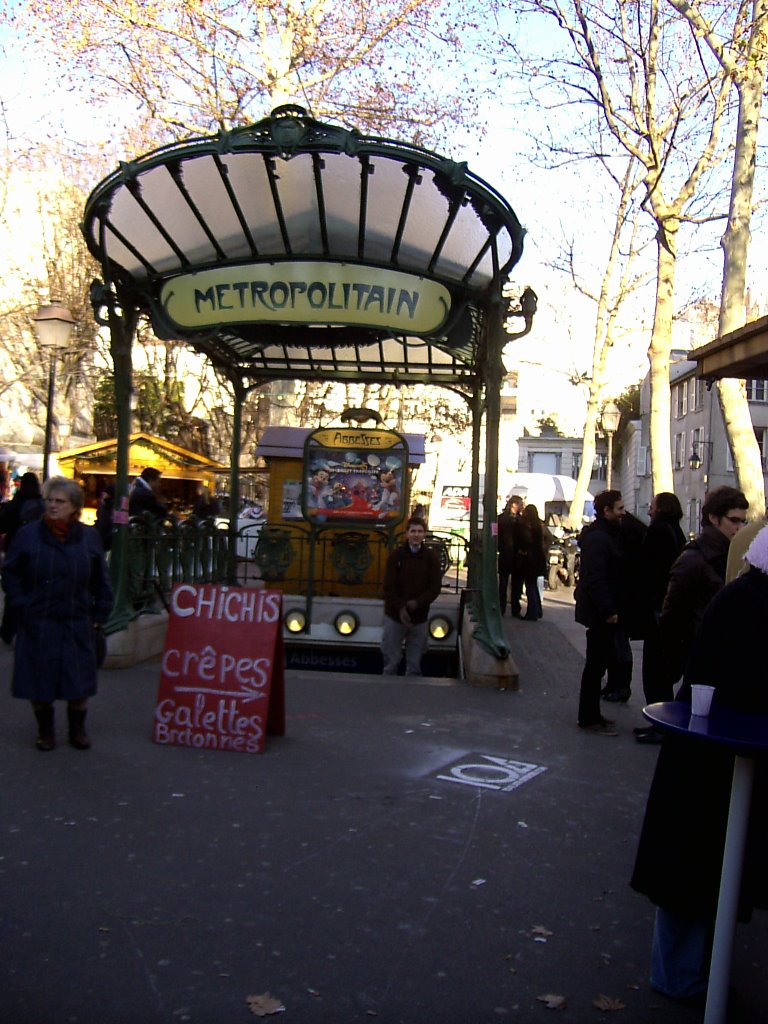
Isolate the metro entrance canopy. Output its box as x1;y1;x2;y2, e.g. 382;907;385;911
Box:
82;105;533;677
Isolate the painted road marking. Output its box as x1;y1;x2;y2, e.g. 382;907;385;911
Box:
435;754;547;792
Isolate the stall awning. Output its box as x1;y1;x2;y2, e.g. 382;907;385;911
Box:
692;315;768;381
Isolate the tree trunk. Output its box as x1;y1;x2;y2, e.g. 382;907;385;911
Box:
569;398;601;526
716;17;768;518
648;225;677;493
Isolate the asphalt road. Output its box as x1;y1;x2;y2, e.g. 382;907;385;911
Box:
0;588;765;1023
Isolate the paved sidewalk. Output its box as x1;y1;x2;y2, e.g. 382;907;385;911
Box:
0;591;766;1023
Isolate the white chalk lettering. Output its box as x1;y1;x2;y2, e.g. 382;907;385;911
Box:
154;696;264;751
170;585;281;623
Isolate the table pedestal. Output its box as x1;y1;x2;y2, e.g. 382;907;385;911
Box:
705;755;755;1024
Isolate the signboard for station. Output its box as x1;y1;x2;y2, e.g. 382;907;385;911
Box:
153;583;285;754
302;426;409;525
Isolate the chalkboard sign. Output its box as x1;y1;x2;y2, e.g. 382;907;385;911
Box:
153;584;285;754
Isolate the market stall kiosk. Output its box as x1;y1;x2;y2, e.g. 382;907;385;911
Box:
57;432;225;522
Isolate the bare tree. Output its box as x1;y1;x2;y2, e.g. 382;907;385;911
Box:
7;0;497;145
666;0;768;517
561;157;650;524
505;0;735;493
0;148;105;448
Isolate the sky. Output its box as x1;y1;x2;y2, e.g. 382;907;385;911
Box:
2;3;763;435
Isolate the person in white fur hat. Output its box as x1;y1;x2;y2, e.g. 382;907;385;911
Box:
630;524;768;1004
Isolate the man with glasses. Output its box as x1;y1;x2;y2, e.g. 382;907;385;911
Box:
658;486;748;689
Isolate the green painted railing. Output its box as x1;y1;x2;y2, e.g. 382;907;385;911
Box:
114;518;469;626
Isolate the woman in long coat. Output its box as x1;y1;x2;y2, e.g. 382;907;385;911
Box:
1;476;113;751
630;526;768;1001
513;504;549;621
0;471;45;643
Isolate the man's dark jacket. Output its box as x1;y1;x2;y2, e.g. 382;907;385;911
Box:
574;516;625;627
383;542;442;625
129;478;168;520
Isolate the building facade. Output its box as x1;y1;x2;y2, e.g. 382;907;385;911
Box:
628;353;768;533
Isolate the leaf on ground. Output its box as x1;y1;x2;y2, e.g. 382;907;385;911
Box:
537;993;567;1010
531;925;553;937
592;993;626;1011
246;992;286;1017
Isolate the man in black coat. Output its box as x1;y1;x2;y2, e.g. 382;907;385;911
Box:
128;467;168;520
573;489;628;734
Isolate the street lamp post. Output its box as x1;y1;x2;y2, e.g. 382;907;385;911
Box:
689;440;714;488
33;304;76;481
601;401;621;491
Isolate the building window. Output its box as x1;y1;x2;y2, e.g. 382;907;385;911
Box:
756;427;768;469
688;377;705;412
688;499;700;537
746;379;768;402
675;383;688;418
573;452;607;480
691;426;704;460
528;452;560;474
674;431;686;469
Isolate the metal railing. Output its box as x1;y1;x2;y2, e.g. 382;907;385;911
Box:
123;516;469;613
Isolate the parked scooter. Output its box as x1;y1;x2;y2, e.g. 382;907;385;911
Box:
546;531;579;591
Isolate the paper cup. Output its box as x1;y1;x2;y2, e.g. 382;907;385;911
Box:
691;684;715;717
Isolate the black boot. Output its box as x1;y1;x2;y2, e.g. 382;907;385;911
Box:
67;707;91;750
34;705;55;751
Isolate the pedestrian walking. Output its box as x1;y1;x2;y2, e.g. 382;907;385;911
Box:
497;495;523;616
1;476;113;751
95;484;116;552
633;492;686;744
0;472;45;645
129;467;168;520
599;509;647;703
382;516;442;676
514;503;549;620
574;489;629;735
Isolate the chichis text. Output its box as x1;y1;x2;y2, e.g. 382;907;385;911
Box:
171;585;280;622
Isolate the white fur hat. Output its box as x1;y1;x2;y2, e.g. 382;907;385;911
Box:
745;525;768;574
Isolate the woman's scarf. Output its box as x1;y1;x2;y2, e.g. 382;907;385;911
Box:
44;515;74;542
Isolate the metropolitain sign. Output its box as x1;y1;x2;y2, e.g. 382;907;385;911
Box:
160;261;452;333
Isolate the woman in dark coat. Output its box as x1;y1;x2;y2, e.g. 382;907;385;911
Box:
630;526;768;1001
633;492;686;742
1;476;113;751
0;472;45;643
513;504;549;621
